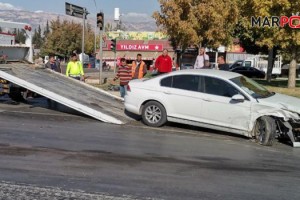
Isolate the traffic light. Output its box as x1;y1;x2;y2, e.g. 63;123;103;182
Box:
111;39;116;52
97;12;104;30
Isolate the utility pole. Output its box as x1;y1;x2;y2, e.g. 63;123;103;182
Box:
81;8;87;66
65;2;89;66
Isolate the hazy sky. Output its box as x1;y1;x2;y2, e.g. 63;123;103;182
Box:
0;0;160;18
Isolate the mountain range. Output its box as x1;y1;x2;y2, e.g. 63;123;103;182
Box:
0;9;158;32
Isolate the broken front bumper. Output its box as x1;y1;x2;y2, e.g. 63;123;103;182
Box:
283;119;300;147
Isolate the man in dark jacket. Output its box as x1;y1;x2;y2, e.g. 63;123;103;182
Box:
217;56;230;71
45;55;61;73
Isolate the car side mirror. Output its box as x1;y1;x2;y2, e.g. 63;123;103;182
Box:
231;94;245;102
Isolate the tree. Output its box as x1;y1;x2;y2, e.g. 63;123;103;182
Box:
13;28;26;44
105;23;113;32
44;20;50;37
153;0;239;50
236;0;300;88
234;4;274;82
32;25;43;48
40;18;95;57
32;28;38;46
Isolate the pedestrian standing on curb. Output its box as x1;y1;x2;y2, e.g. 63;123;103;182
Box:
154;49;172;75
45;55;62;73
45;55;62;105
194;47;210;69
66;53;85;81
132;53;147;79
113;58;132;98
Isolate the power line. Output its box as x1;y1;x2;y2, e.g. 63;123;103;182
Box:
93;0;97;10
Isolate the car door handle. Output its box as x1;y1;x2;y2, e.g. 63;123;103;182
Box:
203;98;212;102
164;91;172;95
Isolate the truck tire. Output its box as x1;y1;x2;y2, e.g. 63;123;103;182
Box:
8;91;25;102
8;86;25;102
254;116;276;146
142;101;167;127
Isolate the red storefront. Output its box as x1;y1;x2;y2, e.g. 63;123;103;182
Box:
99;39;174;68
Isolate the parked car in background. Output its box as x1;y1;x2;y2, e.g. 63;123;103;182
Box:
230;67;265;78
229;55;282;77
229;60;244;69
125;69;300;147
181;63;194;70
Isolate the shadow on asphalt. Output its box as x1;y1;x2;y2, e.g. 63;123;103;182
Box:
124;109;141;121
0;95;91;119
166;121;249;140
124;109;249;141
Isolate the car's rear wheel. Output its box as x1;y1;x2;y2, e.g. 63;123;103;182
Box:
142;101;167;127
254;116;276;146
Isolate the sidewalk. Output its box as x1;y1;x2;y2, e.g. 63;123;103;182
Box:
84;73;121;97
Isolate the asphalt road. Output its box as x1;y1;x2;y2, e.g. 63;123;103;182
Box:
0;97;300;200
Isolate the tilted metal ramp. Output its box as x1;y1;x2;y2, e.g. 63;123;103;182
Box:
0;64;130;124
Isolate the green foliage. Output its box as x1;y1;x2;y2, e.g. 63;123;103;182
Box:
40;18;95;57
13;28;26;44
236;0;300;88
105;23;113;32
153;0;239;50
32;25;43;49
255;79;300;98
44;20;50;37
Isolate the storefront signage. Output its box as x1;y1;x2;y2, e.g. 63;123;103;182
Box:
117;44;163;51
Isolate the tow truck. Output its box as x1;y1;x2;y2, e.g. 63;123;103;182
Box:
0;20;129;124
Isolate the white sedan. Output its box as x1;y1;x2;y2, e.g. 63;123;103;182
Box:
124;70;300;147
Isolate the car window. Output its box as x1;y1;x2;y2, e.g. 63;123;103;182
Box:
233;67;246;71
172;75;200;92
160;76;172;87
204;77;240;98
231;76;273;99
244;61;252;67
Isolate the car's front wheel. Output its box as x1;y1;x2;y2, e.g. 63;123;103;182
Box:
142;101;167;127
254;116;276;146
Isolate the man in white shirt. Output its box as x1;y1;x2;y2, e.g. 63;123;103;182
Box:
194;47;209;69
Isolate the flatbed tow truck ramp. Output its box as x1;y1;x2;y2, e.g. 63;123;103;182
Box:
0;63;130;124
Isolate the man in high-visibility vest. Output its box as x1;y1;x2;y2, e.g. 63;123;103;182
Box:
131;53;147;79
66;53;85;81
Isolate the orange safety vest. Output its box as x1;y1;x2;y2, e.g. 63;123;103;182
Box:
132;60;145;79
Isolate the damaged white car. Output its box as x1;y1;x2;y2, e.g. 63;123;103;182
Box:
125;70;300;147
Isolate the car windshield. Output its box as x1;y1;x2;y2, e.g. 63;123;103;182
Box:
230;76;274;99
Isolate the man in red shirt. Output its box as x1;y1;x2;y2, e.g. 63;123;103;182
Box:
154;49;172;75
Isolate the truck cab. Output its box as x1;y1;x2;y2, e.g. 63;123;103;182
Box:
0;20;33;101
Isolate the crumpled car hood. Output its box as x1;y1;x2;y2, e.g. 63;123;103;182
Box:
258;93;300;114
